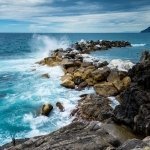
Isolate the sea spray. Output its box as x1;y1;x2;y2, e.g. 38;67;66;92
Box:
30;34;70;59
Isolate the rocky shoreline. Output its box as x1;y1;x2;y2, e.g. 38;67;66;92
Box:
1;40;150;150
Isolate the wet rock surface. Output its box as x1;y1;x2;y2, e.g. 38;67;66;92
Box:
2;122;121;150
71;94;113;122
40;103;53;116
114;51;150;136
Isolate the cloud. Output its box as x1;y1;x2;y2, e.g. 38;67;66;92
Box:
0;0;149;32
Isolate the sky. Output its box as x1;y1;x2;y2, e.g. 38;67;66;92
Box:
0;0;149;33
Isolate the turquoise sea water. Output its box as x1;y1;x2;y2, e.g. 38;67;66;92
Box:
0;33;150;145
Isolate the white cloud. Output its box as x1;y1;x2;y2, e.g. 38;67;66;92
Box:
28;10;150;32
0;0;149;32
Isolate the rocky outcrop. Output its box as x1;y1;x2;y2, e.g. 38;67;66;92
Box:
114;51;150;136
56;102;65;112
71;94;113;122
61;74;75;89
141;26;150;33
40;103;53;116
2;122;150;150
73;40;131;53
3;122;121;150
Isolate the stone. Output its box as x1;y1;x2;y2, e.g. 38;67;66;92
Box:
94;82;118;97
41;73;50;79
40;103;53;116
66;67;76;74
77;81;88;90
107;70;130;91
74;77;84;85
122;76;131;88
92;67;111;82
56;102;65;112
86;78;95;86
61;78;75;89
61;74;75;88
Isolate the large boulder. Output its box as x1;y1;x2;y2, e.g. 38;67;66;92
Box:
40;103;53;116
107;69;130;92
92;66;111;82
94;82;118;97
81;67;95;80
61;79;75;89
61;74;75;89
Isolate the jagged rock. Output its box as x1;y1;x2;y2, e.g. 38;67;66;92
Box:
114;51;150;136
40;103;53;116
71;94;113;122
97;61;109;68
117;138;149;150
94;82;118;97
92;66;111;82
4;122;121;150
56;102;65;112
107;70;131;91
81;68;94;80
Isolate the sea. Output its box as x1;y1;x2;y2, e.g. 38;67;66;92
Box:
0;33;150;145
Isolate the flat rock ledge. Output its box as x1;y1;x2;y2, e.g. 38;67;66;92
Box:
1;122;150;150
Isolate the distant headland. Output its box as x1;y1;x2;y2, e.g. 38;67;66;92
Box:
141;26;150;33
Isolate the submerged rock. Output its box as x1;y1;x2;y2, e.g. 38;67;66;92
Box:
41;73;50;79
40;103;53;116
56;102;65;112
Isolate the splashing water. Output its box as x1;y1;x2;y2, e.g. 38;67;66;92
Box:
30;34;70;59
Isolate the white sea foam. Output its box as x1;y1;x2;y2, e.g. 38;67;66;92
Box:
81;54;100;63
23;113;49;137
30;34;70;58
79;39;87;44
108;59;134;71
131;43;146;47
108;97;120;109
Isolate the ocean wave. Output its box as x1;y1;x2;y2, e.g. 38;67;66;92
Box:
30;34;70;59
131;43;146;47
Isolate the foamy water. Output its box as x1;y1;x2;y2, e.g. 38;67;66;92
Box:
0;33;149;146
0;35;95;145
